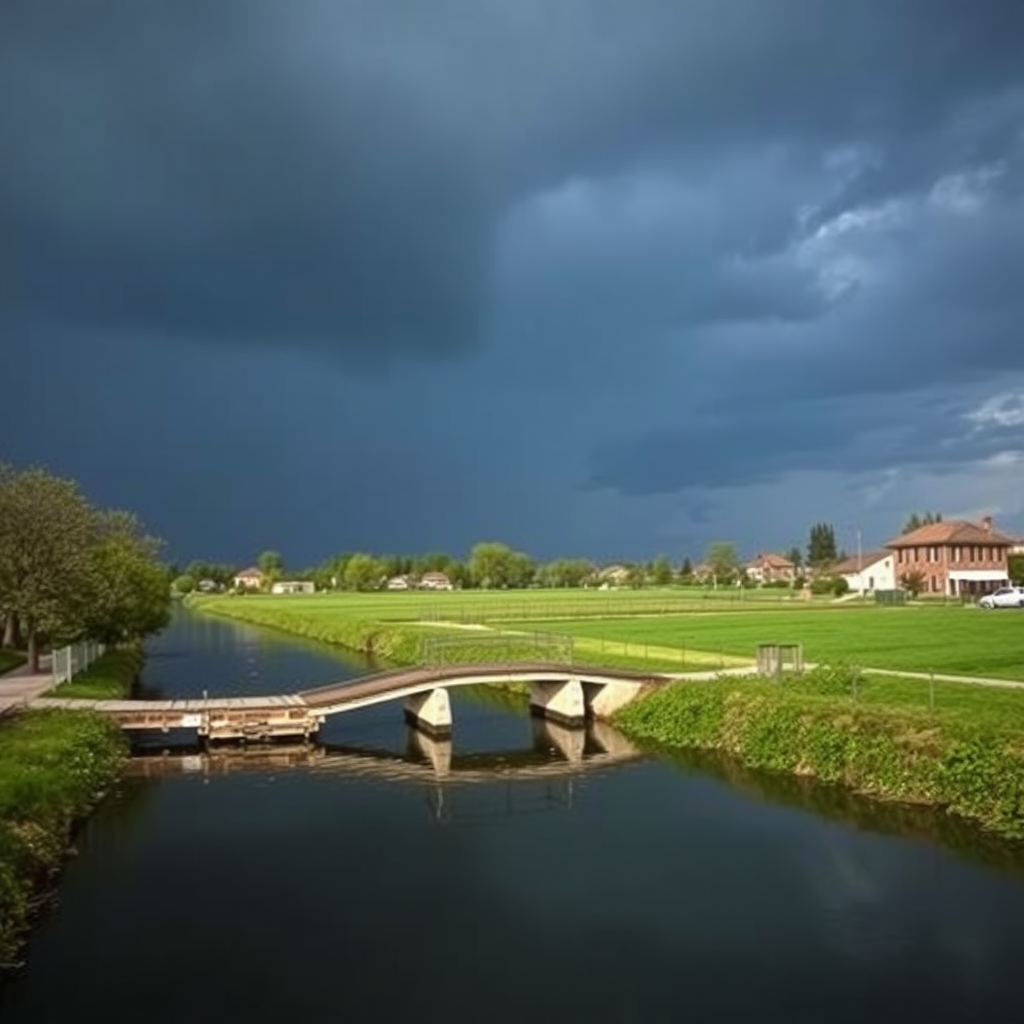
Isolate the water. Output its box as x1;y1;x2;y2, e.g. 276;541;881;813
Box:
4;610;1024;1022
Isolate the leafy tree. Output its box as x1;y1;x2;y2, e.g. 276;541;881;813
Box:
625;564;647;589
539;558;593;588
342;553;381;592
173;574;197;594
899;569;926;598
806;523;837;567
902;511;942;534
81;510;172;644
1010;555;1024;584
650;554;674;586
705;541;739;583
257;550;284;581
469;542;535;589
0;465;100;669
679;556;693;578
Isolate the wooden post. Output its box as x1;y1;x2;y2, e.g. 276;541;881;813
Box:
929;672;935;713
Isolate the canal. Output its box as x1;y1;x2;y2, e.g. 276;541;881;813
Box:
4;610;1024;1022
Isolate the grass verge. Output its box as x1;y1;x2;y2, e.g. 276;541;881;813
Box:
614;665;1024;839
50;647;144;699
0;651;27;676
0;710;128;968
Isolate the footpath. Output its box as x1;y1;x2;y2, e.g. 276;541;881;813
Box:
0;657;54;717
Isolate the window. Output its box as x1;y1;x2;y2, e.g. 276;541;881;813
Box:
953;546;961;562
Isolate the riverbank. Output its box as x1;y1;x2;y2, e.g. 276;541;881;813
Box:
0;710;128;968
614;666;1024;839
49;647;144;700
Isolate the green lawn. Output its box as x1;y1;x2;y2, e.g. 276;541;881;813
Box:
0;650;27;675
517;605;1024;679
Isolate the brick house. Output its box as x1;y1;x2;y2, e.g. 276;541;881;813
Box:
745;552;796;584
884;516;1014;597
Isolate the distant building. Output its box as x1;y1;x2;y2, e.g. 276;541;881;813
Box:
597;565;630;588
232;567;265;590
386;575;412;591
419;571;453;591
885;516;1014;597
745;553;796;584
270;580;315;595
830;551;896;594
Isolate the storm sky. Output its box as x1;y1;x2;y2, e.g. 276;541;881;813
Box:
2;0;1023;566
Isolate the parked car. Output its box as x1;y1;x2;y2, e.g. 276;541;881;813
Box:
978;586;1024;609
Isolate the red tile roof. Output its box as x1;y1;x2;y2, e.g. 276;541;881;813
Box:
747;552;794;569
885;520;1016;548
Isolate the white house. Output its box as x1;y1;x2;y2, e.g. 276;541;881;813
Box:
419;571;453;591
832;551;896;594
386;575;412;590
270;580;315;595
232;567;265;590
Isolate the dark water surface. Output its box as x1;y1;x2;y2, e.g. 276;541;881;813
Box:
4;610;1024;1022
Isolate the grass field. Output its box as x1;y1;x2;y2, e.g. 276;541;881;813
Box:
518;606;1024;680
194;590;1024;679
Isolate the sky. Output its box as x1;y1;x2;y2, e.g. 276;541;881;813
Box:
2;0;1023;567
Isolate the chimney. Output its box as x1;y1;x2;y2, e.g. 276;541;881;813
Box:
982;515;993;534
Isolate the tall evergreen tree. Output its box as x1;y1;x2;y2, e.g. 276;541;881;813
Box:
806;522;837;566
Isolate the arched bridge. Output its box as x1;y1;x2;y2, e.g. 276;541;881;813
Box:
31;662;667;743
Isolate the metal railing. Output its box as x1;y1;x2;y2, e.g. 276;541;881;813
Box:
51;640;107;686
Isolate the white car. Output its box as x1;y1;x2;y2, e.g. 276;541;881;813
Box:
978;586;1024;609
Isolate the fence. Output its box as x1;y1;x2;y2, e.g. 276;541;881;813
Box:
51;640;107;686
419;632;575;667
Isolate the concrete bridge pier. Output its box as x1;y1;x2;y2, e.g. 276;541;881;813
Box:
403;688;453;738
582;680;648;718
527;679;586;727
588;719;641;758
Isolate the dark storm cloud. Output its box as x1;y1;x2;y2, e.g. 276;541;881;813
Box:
3;0;1023;365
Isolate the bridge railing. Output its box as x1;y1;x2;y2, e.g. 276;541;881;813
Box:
51;640;107;686
419;632;574;668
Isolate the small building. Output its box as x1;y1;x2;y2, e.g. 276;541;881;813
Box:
831;551;896;594
745;553;796;584
419;571;453;591
884;515;1014;597
270;580;315;595
386;575;412;591
597;565;630;588
232;567;265;590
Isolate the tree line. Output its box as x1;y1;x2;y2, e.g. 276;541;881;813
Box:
0;464;172;670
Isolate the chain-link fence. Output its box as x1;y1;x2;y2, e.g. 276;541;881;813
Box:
51;640;107;686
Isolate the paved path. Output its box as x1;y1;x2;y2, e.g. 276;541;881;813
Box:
0;657;53;717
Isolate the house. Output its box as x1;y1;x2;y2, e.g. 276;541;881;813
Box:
386;574;412;591
597;565;630;588
745;553;796;584
830;551;896;594
232;567;265;590
1011;535;1024;556
884;515;1014;597
419;571;453;591
270;580;315;595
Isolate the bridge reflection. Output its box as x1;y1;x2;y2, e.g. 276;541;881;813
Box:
124;717;644;785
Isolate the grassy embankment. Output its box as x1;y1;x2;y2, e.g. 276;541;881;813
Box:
50;646;144;699
0;646;141;967
615;665;1024;839
0;710;128;967
0;651;27;675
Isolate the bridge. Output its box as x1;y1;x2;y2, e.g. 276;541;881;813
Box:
30;661;667;743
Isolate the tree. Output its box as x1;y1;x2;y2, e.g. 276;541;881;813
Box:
257;550;284;581
173;574;197;595
342;553;381;592
806;523;837;567
705;542;739;584
539;558;593;589
787;546;803;570
902;511;943;534
900;569;926;598
468;542;535;589
650;554;674;586
679;556;693;578
0;465;102;669
81;510;172;644
1010;554;1024;585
